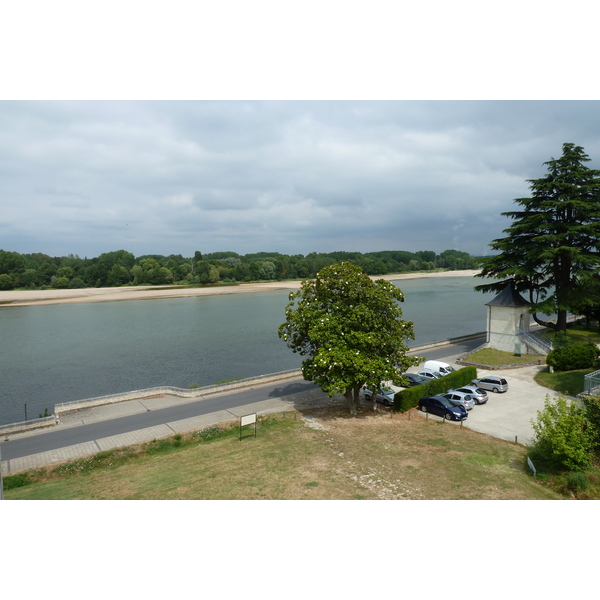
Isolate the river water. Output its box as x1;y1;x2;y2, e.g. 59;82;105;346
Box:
0;276;495;425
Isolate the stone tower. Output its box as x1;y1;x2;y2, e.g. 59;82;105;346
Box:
485;282;531;354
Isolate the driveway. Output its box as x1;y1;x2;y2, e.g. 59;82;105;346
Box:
407;349;565;446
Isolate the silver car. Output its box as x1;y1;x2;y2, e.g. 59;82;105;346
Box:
418;369;443;381
471;376;509;393
450;386;489;405
442;391;475;411
363;386;395;407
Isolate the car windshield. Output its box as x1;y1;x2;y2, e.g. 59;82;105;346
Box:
439;398;453;408
500;379;507;385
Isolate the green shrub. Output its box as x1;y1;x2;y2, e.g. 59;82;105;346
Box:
531;396;594;472
3;473;32;490
547;342;599;372
581;396;600;448
567;472;590;492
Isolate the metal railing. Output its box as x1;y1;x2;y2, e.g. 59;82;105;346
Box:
584;368;600;396
518;329;553;355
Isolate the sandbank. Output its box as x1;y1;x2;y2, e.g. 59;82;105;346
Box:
0;269;481;307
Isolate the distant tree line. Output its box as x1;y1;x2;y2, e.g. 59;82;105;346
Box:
0;248;478;291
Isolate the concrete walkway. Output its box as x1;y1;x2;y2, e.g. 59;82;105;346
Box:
407;348;565;446
1;345;568;475
0;378;340;474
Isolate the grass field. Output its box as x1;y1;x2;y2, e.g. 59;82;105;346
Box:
4;408;561;500
464;347;544;366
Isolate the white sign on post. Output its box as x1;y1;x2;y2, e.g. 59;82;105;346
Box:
240;413;257;440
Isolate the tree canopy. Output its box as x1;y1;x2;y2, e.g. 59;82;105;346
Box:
475;143;600;332
278;262;420;414
0;247;476;291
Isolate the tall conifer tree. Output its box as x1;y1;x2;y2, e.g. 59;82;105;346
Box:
476;143;600;332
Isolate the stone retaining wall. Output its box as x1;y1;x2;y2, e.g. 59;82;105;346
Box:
54;369;303;417
0;416;58;436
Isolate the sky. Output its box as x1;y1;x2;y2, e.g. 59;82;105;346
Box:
1;3;598;262
3;1;594;582
4;100;600;260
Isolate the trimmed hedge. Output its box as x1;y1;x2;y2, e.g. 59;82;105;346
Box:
393;366;478;412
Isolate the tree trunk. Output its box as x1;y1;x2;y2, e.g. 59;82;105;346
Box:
371;389;379;411
531;312;559;331
346;387;357;415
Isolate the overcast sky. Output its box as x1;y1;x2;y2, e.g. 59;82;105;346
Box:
3;100;600;259
2;4;599;261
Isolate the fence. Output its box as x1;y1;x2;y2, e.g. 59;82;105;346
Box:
584;368;600;396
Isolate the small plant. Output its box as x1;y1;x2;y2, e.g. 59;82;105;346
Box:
38;408;50;418
567;472;590;492
196;425;222;441
3;473;32;490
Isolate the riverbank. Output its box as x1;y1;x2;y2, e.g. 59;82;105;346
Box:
0;269;481;307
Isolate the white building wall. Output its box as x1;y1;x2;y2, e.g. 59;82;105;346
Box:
487;305;531;353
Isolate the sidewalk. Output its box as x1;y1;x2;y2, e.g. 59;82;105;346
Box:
1;346;562;475
1;377;339;474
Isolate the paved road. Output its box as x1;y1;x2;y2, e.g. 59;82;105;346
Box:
2;335;561;475
0;376;332;473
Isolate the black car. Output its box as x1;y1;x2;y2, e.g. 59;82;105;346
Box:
418;395;468;421
400;373;428;387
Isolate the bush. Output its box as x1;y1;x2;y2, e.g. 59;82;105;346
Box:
547;342;599;372
567;472;590;492
3;473;32;490
530;396;594;472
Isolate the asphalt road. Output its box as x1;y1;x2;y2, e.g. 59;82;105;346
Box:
0;337;485;468
0;378;323;463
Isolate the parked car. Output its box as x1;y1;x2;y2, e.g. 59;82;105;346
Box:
441;391;475;410
423;360;454;375
400;372;429;387
418;396;468;421
363;386;395;407
418;369;443;381
471;376;509;393
450;385;489;405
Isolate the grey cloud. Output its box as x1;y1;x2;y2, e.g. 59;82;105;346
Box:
2;101;600;258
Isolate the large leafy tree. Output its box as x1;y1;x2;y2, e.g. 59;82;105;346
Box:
278;262;420;414
475;143;600;332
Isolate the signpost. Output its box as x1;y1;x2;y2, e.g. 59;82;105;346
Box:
240;413;257;441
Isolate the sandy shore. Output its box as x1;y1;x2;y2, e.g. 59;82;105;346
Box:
0;270;481;307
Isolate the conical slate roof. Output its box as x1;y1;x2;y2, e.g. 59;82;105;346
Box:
485;282;530;307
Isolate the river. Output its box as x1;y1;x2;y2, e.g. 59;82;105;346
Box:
0;276;495;425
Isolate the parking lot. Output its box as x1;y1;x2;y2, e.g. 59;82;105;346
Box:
405;350;565;446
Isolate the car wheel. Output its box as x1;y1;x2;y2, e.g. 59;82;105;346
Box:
384;399;391;407
493;387;499;393
421;405;427;413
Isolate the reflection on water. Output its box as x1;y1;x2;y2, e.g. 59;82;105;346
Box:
0;277;495;425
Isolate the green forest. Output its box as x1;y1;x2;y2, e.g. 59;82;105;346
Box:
0;248;478;291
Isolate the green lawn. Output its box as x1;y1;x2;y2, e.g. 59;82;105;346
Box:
3;409;561;500
464;347;544;366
